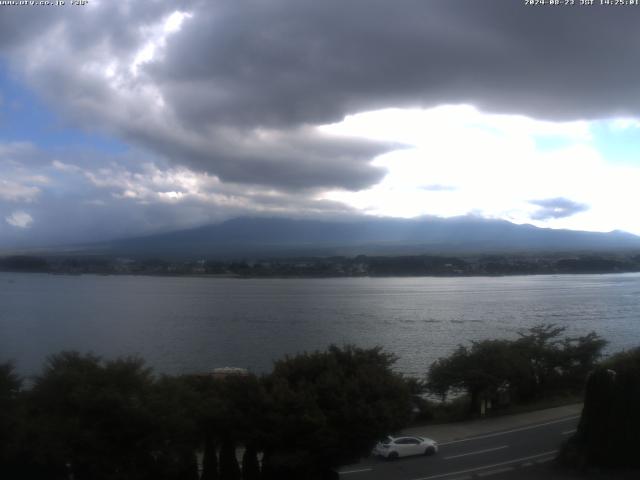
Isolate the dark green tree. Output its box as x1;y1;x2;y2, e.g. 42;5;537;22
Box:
25;352;157;480
216;374;267;480
261;345;412;478
219;438;241;480
147;375;201;480
201;432;219;480
186;372;267;480
427;340;525;413
515;325;606;399
559;331;608;389
0;362;22;475
185;374;224;480
514;324;568;398
562;347;640;468
242;444;261;480
427;325;607;414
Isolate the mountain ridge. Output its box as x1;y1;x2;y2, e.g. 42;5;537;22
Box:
84;216;640;259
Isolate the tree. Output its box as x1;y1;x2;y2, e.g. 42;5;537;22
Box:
261;345;412;478
559;331;608;389
427;325;607;414
184;374;224;480
0;362;22;476
201;432;219;480
146;375;201;480
25;352;158;480
514;324;569;398
515;325;606;399
215;375;267;480
186;372;268;480
562;347;640;468
427;340;526;413
241;445;261;480
219;438;241;480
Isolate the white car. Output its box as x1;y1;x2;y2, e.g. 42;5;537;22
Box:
372;435;438;459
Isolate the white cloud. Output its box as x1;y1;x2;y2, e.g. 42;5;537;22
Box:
320;105;591;146
320;105;640;235
0;180;41;202
609;118;640;131
130;11;192;76
6;211;33;228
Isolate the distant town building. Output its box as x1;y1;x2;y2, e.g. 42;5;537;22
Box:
210;367;250;379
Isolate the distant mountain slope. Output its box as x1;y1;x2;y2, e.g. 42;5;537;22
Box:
90;216;640;259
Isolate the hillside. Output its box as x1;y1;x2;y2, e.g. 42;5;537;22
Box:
88;216;640;259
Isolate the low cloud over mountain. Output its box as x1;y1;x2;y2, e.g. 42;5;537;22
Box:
2;1;640;246
96;216;640;259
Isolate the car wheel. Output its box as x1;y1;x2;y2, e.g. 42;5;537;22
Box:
424;446;436;456
388;451;399;460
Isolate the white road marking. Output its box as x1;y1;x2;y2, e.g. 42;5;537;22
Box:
437;416;580;446
340;468;373;475
561;429;577;435
410;450;558;480
535;457;555;464
477;466;514;477
444;445;508;460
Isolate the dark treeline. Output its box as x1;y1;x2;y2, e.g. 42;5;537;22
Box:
426;325;606;416
0;346;411;480
0;325;617;478
2;252;640;277
427;327;640;472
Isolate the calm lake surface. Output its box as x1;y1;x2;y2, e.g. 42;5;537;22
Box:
1;272;640;377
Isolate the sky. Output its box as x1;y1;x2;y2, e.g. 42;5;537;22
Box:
2;0;640;248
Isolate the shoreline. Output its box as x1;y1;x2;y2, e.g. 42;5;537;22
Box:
2;269;640;279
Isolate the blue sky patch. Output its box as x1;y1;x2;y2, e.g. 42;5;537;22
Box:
0;62;126;154
591;121;640;167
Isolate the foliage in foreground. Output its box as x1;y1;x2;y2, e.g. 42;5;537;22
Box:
426;324;607;414
560;347;640;469
0;346;412;480
1;325;625;477
262;345;411;478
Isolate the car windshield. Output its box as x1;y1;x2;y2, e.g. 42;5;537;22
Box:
380;437;393;445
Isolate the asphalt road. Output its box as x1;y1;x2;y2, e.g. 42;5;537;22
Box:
338;415;579;480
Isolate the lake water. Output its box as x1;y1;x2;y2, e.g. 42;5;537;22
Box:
1;272;640;377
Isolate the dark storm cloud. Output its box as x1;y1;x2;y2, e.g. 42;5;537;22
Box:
2;0;640;245
4;0;640;194
126;125;394;190
530;197;589;220
0;8;63;49
0;1;185;55
153;0;640;128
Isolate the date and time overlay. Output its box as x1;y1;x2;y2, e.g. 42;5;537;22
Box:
1;0;639;8
526;0;640;5
0;0;88;6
